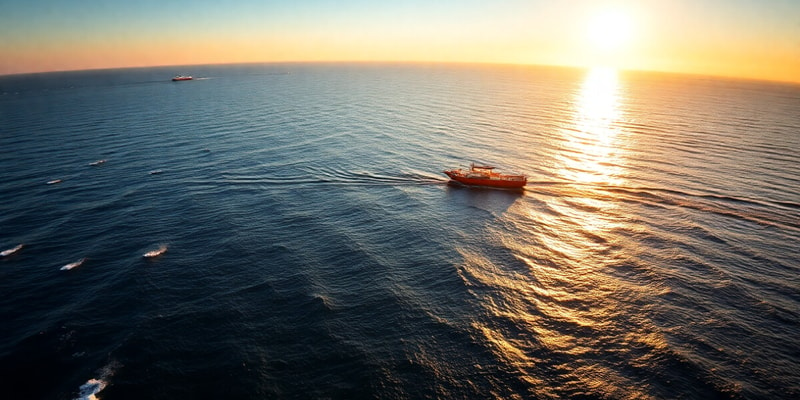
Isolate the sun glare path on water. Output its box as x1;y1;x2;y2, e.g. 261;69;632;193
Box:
560;67;626;187
454;67;675;398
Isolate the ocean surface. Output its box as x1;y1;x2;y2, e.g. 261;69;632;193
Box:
1;63;798;399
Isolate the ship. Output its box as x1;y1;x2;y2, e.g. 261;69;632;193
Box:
171;75;193;81
443;163;527;189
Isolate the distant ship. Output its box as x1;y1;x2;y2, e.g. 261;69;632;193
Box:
172;75;193;81
443;163;527;189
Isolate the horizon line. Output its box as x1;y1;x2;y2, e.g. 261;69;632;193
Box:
2;60;798;86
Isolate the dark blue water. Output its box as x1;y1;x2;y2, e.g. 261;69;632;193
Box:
1;63;798;399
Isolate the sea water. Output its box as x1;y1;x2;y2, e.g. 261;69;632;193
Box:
1;63;798;399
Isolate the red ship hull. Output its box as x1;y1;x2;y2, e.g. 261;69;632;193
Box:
443;164;527;189
172;76;193;81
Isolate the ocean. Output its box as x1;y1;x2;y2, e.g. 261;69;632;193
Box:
1;63;798;399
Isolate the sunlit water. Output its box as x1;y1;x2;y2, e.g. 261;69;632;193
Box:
1;63;798;399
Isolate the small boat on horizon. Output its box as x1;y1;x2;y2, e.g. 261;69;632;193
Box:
443;163;527;189
172;75;193;81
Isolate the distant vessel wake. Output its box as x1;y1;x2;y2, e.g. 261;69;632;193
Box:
74;378;106;400
73;360;118;400
143;245;167;258
61;258;87;270
1;244;24;257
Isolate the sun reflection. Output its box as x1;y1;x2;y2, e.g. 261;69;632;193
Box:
577;67;621;123
454;67;674;398
450;66;675;397
558;67;626;187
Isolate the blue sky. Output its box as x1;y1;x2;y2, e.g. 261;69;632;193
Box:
1;0;798;82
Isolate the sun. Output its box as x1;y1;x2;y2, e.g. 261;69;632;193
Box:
587;9;633;53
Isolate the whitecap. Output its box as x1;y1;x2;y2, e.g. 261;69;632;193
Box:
74;378;106;400
61;257;87;270
1;244;23;257
73;360;120;400
143;245;167;258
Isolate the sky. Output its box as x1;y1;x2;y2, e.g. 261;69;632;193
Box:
1;0;798;82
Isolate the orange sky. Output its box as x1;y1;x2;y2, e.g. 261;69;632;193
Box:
1;0;798;83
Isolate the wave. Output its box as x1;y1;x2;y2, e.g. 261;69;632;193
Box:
524;181;800;231
61;257;87;270
220;167;445;187
602;186;800;231
1;244;24;257
73;360;119;400
143;244;168;258
75;379;106;400
304;165;445;185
